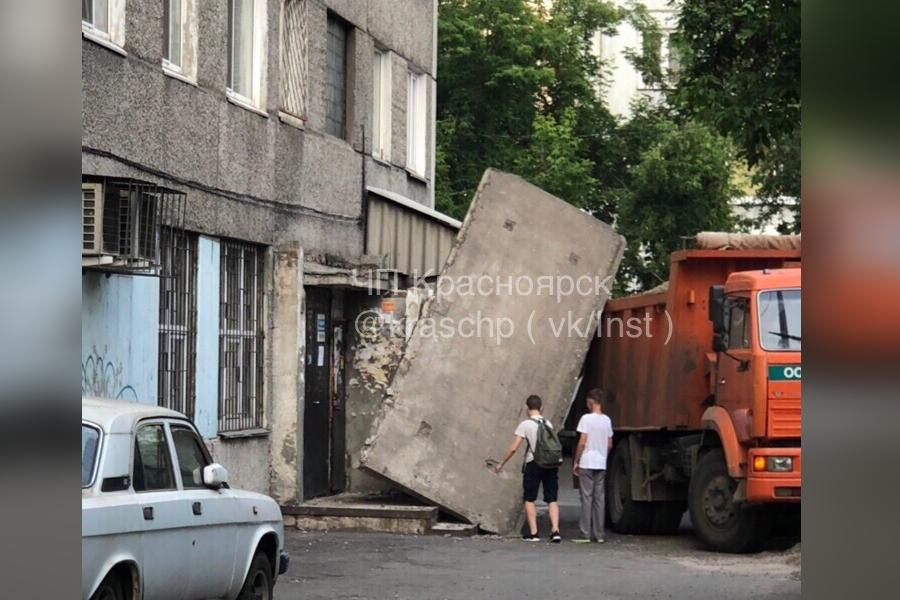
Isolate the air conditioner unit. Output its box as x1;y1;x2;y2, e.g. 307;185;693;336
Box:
82;177;185;273
82;182;105;255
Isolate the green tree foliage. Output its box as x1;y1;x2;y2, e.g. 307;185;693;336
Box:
435;0;788;292
617;121;736;292
671;0;800;231
513;109;598;208
435;0;553;219
434;0;620;219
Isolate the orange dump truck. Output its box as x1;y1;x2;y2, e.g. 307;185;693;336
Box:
581;234;801;552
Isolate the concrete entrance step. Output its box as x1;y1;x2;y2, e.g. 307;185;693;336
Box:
428;521;478;537
282;493;439;535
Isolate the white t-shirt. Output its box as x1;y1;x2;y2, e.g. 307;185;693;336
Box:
576;412;613;470
515;417;552;464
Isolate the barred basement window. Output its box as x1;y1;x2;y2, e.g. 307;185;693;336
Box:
158;227;198;419
281;0;309;120
219;241;265;432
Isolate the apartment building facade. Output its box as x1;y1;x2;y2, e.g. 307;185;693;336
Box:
595;0;678;117
81;0;457;505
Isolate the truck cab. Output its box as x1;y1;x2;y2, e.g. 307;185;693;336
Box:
709;268;801;500
697;267;801;550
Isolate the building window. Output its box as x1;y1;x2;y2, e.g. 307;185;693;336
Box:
165;0;184;68
158;227;198;419
665;32;681;81
372;49;392;161
82;0;109;35
406;71;427;177
163;0;197;80
228;0;267;108
82;0;125;50
281;0;309;120
325;13;349;139
219;241;265;432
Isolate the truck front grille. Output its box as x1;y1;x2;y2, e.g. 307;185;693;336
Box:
768;396;802;438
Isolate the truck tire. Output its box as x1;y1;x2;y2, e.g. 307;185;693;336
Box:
606;440;653;533
238;551;274;600
651;501;686;535
90;572;125;600
689;449;771;553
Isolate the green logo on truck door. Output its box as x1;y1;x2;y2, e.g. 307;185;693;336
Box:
769;365;801;380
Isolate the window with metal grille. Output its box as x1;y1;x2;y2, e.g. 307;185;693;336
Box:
281;0;309;120
219;241;266;432
158;227;198;419
325;13;349;138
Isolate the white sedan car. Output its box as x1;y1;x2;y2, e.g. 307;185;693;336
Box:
82;397;289;600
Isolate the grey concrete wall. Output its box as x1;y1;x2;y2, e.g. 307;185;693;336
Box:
344;293;407;493
361;170;626;533
268;244;305;504
207;436;271;493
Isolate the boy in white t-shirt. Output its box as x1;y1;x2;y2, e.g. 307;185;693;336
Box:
573;388;614;543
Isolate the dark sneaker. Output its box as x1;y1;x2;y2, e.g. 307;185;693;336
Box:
523;533;541;542
550;531;562;543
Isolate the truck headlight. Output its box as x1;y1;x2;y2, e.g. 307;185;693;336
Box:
752;456;794;472
767;457;793;472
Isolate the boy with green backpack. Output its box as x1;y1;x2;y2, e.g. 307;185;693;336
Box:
494;394;564;542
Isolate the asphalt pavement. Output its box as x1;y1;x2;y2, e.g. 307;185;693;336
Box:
277;470;800;600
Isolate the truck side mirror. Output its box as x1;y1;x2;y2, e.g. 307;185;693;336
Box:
709;285;726;333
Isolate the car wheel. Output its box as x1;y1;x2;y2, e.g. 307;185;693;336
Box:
90;572;125;600
238;551;274;600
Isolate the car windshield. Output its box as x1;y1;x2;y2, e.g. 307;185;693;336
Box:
758;289;801;351
82;424;100;487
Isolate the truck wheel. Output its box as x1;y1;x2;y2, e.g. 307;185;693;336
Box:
689;449;771;553
238;551;274;600
90;572;124;600
606;440;653;533
651;501;686;535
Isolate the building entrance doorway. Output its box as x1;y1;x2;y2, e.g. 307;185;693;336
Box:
302;287;347;499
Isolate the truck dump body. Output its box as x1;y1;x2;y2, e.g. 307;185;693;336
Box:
586;249;801;431
362;169;625;534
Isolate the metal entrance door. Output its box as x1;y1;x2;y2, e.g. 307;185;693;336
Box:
303;288;332;499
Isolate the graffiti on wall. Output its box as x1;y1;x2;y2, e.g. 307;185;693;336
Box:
81;346;139;401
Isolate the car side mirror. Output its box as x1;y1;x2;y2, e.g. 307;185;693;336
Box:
202;463;229;489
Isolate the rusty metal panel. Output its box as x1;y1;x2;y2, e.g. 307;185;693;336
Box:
361;170;625;533
366;190;460;277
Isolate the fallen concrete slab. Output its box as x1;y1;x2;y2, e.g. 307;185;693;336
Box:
361;169;625;534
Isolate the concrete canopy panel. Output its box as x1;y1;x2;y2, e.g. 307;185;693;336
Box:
361;169;625;533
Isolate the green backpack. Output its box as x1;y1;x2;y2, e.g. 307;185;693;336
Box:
531;418;563;468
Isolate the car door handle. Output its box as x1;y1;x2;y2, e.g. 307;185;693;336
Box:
192;502;202;516
143;506;154;521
